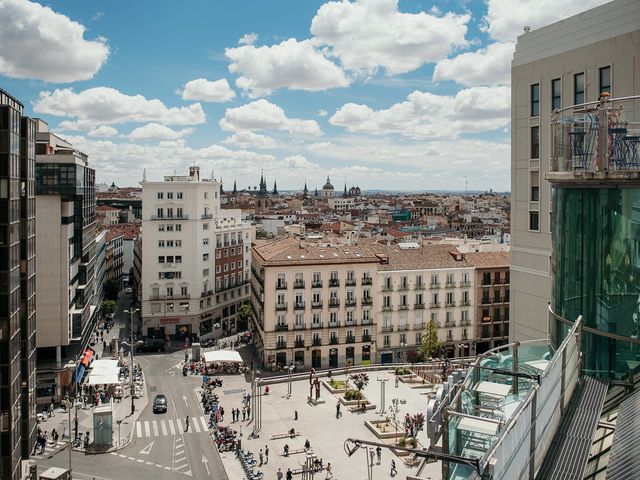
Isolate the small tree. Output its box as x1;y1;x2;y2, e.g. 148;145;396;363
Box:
411;413;425;437
389;398;400;434
236;304;252;331
101;300;117;317
349;372;369;392
419;320;442;360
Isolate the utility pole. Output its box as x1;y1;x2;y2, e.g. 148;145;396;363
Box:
123;308;141;415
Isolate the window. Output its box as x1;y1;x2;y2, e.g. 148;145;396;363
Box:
446;273;454;285
203;223;209;230
175;240;182;247
530;83;540;116
203;268;209;276
166;224;174;231
551;78;561;110
531;126;539;159
167;208;173;218
157;192;164;200
574;73;585;105
175;256;182;263
203;238;209;246
203;253;209;261
599;66;611;96
158;224;165;232
158;240;165;248
175;224;181;232
383;296;391;307
181;286;188;296
177;192;183;199
529;211;539;231
167;192;173;199
158;256;165;263
176;207;183;218
530;171;539;201
430;274;439;286
156;208;164;218
216;265;221;273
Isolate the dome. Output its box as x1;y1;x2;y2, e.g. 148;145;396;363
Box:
322;176;334;190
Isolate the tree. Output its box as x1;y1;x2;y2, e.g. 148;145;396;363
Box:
419;320;442;360
101;300;117;317
349;372;369;392
390;398;400;434
236;304;252;331
104;280;120;300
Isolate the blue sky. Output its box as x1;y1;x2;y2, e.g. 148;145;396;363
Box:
0;0;608;191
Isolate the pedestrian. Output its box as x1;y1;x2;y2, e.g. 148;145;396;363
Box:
185;416;189;432
265;445;269;464
286;468;293;480
390;459;397;476
242;407;246;421
325;462;333;479
52;429;58;447
277;467;283;480
376;445;382;464
231;408;235;422
304;439;311;450
259;448;264;466
336;401;341;418
395;376;399;388
247;405;251;418
369;448;375;466
283;443;289;456
220;406;225;421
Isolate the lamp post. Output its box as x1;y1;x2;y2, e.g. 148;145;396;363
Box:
123;308;141;415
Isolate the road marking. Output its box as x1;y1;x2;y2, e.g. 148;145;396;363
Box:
160;420;168;436
199;416;208;431
136;422;142;438
192;419;200;433
168;419;176;435
139;441;154;455
145;461;154;465
202;454;210;476
127;456;135;460
152;420;159;437
136;459;144;463
144;421;151;437
182;394;188;407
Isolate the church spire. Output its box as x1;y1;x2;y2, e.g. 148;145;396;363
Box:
232;180;237;195
272;180;278;195
344;181;348;196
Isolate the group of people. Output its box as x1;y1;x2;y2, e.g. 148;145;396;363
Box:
32;428;59;454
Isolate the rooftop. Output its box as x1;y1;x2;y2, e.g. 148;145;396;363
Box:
465;251;510;269
252;237;379;266
367;242;473;271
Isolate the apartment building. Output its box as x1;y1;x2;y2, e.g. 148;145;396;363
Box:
105;231;124;290
510;0;640;340
0;89;37;480
34;119;99;405
368;243;476;360
251;237;379;369
465;251;510;354
141;166;251;341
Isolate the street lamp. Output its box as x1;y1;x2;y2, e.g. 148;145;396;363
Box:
123;307;142;415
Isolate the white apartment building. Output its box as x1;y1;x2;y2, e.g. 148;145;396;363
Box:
141;166;251;340
251;237;379;369
369;243;475;361
510;0;640;340
328;196;356;211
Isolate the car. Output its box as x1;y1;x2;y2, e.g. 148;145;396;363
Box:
153;394;167;413
136;339;165;353
124;287;133;294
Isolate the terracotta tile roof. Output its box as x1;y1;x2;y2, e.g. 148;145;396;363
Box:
105;223;140;241
96;205;120;211
253;237;379;266
464;251;510;268
366;242;473;271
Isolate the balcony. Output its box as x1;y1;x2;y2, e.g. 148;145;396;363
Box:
383;341;391;348
381;325;394;333
311;300;323;309
276;282;288;290
294;302;306;310
312;280;323;288
382;285;393;292
446;336;453;343
275;302;288;311
276;341;287;349
276;324;289;331
345;278;356;287
294;323;306;330
201;213;213;219
460;281;471;287
151;214;188;220
460;320;471;327
295;339;305;348
445;301;456;307
345;298;356;307
548;95;640;179
311;322;323;329
362;334;371;342
330;337;339;345
149;294;190;300
329;278;340;287
445;282;456;289
329;298;340;308
414;303;425;309
345;336;356;344
361;318;371;325
430;302;440;308
398;324;410;331
398;304;409;310
413;322;425;331
445;321;455;328
361;297;372;305
294;280;305;289
382;305;393;312
398;284;410;291
344;319;356;327
361;276;372;286
328;321;340;328
312;337;322;346
430;283;440;289
415;282;425;290
460;300;471;306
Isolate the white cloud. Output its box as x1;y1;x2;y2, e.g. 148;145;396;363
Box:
220;99;323;137
281;155;317;170
484;0;609;42
0;0;109;82
128;123;194;140
225;38;349;97
238;32;258;45
310;0;469;75
318;109;328;117
221;131;277;149
87;125;117;138
433;42;514;86
33;87;206;127
329;86;510;139
179;78;235;102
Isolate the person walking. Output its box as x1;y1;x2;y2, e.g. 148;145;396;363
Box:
376;445;382;464
265;445;269;464
286;468;293;480
247;404;251;418
242;407;246;421
325;462;333;479
185;416;189;432
277;468;283;480
283;443;289;457
390;459;397;476
259;448;264;466
220;406;225;422
336;401;341;418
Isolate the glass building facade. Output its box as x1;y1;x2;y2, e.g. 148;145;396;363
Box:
551;187;640;379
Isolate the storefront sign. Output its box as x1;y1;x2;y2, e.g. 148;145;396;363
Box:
200;311;214;320
160;317;180;324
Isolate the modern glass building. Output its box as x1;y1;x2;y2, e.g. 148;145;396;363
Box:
548;95;640;380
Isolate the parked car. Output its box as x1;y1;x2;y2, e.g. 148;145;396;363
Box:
153;394;167;413
124;287;133;294
136;339;165;353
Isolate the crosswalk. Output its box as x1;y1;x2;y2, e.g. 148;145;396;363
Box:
32;439;69;457
135;416;210;438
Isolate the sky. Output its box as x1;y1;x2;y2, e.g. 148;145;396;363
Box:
0;0;609;192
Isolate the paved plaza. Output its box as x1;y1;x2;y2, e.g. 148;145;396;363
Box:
214;368;443;479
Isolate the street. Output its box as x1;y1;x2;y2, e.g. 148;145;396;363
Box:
34;291;228;479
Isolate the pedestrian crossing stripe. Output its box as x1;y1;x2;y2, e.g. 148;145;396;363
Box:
135;416;210;437
32;440;69;456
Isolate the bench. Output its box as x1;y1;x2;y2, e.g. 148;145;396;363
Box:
270;431;302;440
280;448;306;456
290;465;324;475
347;403;376;412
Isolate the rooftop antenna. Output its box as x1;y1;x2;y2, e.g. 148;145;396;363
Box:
464;176;468;195
142;168;147;182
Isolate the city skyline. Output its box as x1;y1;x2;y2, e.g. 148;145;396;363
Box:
0;0;608;191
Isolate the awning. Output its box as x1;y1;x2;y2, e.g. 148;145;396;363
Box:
202;350;243;363
86;359;121;385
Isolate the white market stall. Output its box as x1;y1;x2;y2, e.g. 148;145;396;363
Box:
86;359;120;385
201;350;246;374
